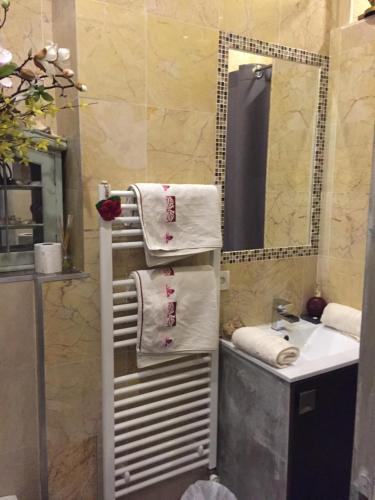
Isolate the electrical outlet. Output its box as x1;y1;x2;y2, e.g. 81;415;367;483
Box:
220;270;230;291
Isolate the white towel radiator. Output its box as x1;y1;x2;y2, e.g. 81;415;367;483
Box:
98;182;220;499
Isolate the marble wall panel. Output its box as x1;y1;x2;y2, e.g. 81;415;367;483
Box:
146;0;221;28
318;18;375;308
76;1;146;104
147;15;218;112
147;107;216;184
220;256;317;327
43;278;101;499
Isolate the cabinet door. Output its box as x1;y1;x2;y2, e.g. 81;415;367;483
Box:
288;365;358;500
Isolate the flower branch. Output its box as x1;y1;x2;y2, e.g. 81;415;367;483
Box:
0;0;89;164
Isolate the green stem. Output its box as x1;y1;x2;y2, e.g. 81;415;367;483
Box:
0;7;8;30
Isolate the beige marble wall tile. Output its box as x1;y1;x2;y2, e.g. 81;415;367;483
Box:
45;357;101;451
1;0;44;61
76;1;146;104
318;256;365;309
341;14;375;48
301;255;318;308
80;99;147;229
41;0;53;43
85;229;147;278
279;0;333;54
318;20;375;310
220;0;280;43
42;275;102;499
318;190;333;257
329;192;369;262
332;146;372;194
84;230;101;280
43;278;100;366
98;0;145;10
48;436;98;500
146;0;220;28
265;191;311;248
220;256;316;327
147;107;215;184
147;15;218;112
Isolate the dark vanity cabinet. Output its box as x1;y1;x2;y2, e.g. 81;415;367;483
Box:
218;344;358;500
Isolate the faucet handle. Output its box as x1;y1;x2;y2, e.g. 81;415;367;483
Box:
273;297;292;312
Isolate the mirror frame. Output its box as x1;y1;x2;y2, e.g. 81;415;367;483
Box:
215;31;329;264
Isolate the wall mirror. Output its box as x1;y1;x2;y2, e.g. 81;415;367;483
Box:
216;33;329;263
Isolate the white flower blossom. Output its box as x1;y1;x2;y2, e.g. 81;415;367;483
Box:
0;46;12;66
57;48;70;62
0;76;12;88
44;42;58;62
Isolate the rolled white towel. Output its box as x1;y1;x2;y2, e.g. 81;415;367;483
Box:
321;303;362;340
232;327;300;369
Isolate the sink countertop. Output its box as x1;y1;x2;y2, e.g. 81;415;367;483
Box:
221;320;360;382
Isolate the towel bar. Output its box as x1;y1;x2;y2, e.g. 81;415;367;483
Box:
99;181;220;499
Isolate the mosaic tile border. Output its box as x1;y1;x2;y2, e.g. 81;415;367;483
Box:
215;31;329;264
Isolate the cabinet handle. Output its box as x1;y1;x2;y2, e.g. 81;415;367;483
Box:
298;389;316;415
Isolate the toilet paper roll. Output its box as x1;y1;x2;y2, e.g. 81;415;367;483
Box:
34;242;63;274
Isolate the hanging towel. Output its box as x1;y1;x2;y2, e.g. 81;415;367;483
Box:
232;327;300;368
129;183;222;266
321;303;362;341
131;265;219;368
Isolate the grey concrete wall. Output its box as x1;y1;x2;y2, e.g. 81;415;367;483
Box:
218;344;290;500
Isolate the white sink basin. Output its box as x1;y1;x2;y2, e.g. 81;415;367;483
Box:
221;319;360;382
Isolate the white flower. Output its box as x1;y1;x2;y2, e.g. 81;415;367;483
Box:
0;46;12;66
0;76;12;88
44;42;58;62
62;68;75;78
76;82;88;92
57;48;70;62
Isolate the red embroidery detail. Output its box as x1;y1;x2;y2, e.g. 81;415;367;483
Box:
162;267;175;276
165;232;173;243
165;195;176;222
166;285;175;298
166;302;177;327
162;184;170;192
162;336;173;348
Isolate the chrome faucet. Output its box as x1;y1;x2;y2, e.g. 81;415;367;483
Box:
271;298;300;331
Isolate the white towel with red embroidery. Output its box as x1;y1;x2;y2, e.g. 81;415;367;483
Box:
131;265;219;368
129;183;222;266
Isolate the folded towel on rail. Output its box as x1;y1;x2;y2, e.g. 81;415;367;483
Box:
232;327;300;368
321;303;362;341
129;183;222;266
131;265;219;368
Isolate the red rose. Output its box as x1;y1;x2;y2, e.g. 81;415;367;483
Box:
96;196;122;221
